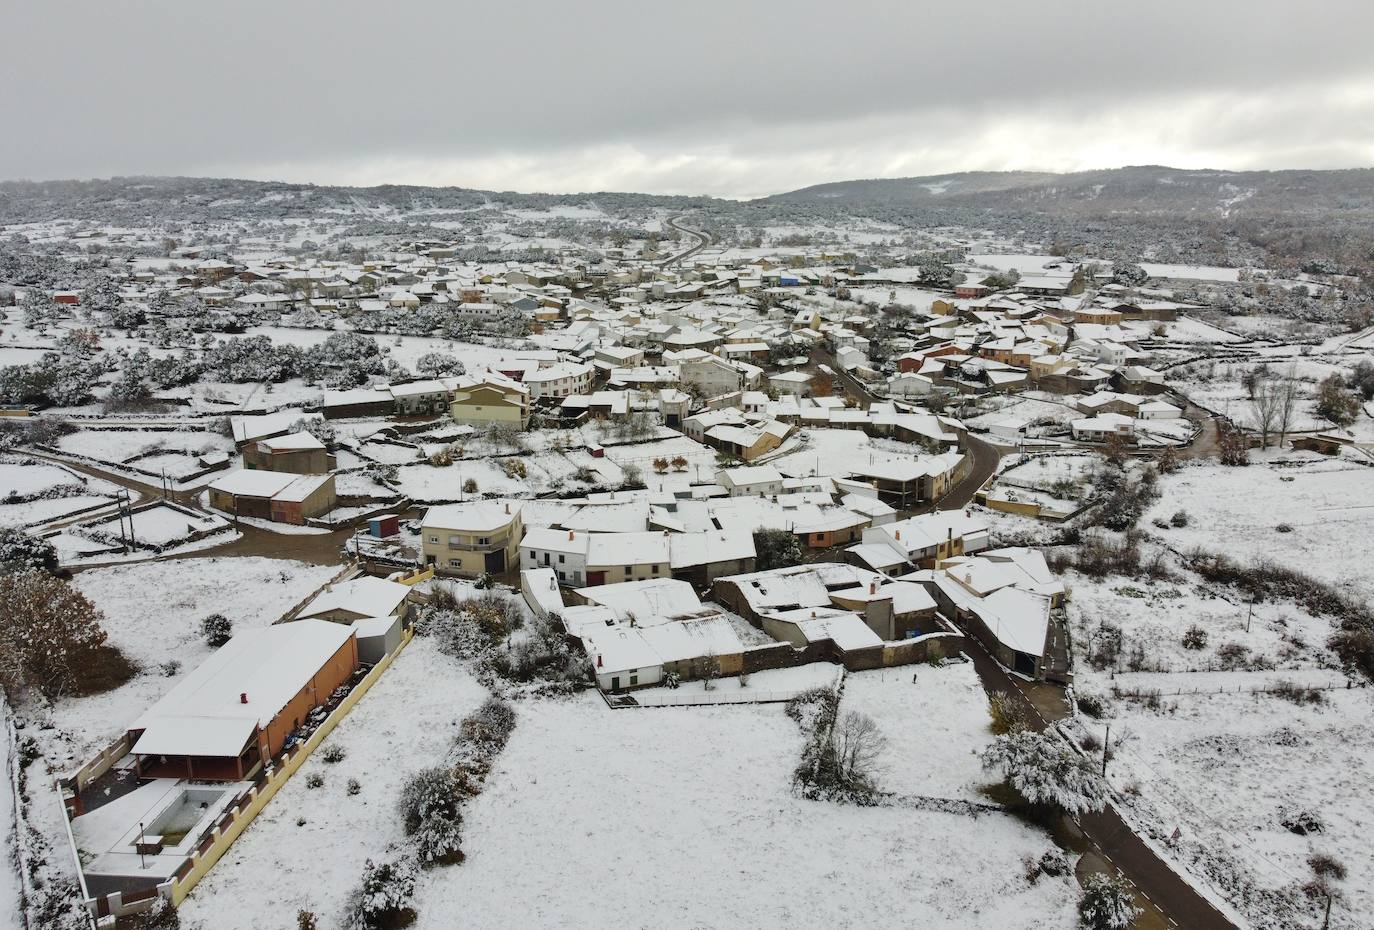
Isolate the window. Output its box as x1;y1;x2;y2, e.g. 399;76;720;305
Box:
558;554;565;564
478;536;490;546
428;535;439;544
651;564;659;574
448;559;460;568
630;674;638;686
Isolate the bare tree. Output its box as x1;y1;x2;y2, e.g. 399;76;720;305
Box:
1250;375;1283;449
832;711;887;790
1276;365;1300;450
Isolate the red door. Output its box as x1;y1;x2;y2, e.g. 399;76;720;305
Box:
586;570;606;586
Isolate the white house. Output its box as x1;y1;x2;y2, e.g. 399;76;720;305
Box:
716;465;784;497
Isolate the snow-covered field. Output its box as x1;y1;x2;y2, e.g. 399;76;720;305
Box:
1064;565;1373;930
408;675;1076;930
179;639;490;930
1145;456;1374;599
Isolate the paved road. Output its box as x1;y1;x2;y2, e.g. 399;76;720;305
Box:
28;449;352;568
963;640;1241;930
658;216;711;267
933;430;1000;511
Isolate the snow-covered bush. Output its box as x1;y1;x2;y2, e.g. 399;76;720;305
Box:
1279;806;1324;836
1181;625;1208;650
320;744;347;764
399;766;464;864
0;570;130;698
1077;872;1140;930
415;352;465;377
981;730;1108;815
201;613;232;648
0;527;59;575
987;692;1027;734
343;853;418;930
480;613;591;690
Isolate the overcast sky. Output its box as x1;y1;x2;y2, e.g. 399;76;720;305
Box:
5;0;1373;199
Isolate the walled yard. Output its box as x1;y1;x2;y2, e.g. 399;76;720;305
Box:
407;674;1076;930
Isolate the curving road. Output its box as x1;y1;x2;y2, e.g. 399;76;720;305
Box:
965;640;1241;930
658;215;712;267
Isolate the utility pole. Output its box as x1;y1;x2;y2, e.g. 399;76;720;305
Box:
1322;892;1332;930
1102;723;1111;777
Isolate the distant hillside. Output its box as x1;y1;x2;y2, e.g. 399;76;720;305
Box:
764;165;1374;219
761;166;1374;275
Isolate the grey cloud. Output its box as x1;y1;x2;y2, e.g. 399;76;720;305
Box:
3;0;1372;196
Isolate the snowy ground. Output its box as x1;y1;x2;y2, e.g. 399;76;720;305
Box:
1064;565;1373;930
1144;455;1374;600
842;661;1000;803
178;639;490;930
0;710;21;930
409;680;1076;930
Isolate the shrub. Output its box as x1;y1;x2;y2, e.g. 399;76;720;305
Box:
321;744;347;764
1170;510;1189;528
987;692;1027;734
344;854;418;930
1024;849;1070;884
399;767;464;864
0;570;131;698
201;613;232;648
462;477;479;494
794;708;886;804
305;772;324;789
1078;872;1140;930
1075;691;1110;719
480;615;591;689
0;527;59;575
1182;625;1208;650
1271;680;1325;705
501;458;527;479
1279;806;1323;836
297;912;317;930
982;731;1108;815
1275;523;1293;533
753;528;802;571
347;778;362;796
1308;852;1347;881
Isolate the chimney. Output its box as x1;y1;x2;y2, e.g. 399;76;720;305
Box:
894;530;901;540
504;502;510;514
240;692;248;704
568;530;575;540
869;581;877;595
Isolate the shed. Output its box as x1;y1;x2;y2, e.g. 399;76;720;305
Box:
350;615;403;664
367;514;401;538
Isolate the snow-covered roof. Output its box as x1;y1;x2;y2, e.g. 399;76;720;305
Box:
258;431;325;453
423;500;521;534
131;620;354;758
298;576;410;619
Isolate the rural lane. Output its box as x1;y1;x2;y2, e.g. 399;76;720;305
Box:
964;641;1242;930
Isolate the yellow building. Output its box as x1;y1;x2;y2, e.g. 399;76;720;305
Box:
421;501;524;576
448;375;530;429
